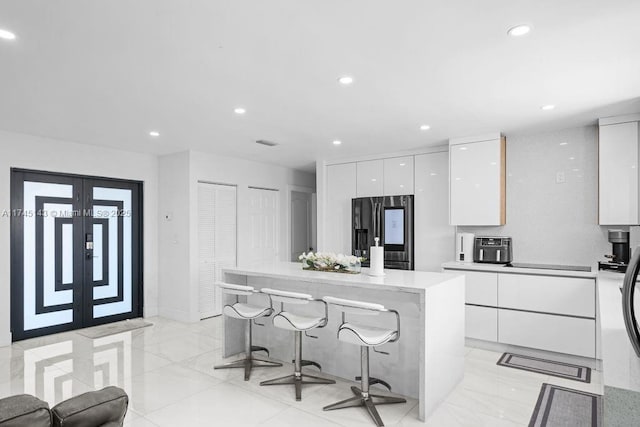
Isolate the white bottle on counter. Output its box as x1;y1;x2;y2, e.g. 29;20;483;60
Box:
369;237;385;277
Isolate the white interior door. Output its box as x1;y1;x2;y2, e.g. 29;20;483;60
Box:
198;182;237;318
248;187;279;266
291;191;312;260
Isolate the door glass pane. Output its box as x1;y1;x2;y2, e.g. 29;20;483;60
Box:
23;182;74;331
92;187;132;319
93;223;103;281
62;224;73;285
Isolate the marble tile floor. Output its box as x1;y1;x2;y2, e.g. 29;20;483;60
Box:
0;316;603;426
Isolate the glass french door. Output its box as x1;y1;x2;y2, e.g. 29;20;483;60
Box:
10;170;143;341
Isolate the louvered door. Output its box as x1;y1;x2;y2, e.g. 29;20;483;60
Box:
198;182;237;318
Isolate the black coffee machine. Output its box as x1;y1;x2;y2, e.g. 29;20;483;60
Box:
599;229;631;272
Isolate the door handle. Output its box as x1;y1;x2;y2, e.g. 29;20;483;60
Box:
622;246;640;357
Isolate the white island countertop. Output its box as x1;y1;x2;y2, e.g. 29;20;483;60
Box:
226;262;462;293
442;261;597;279
222;261;465;422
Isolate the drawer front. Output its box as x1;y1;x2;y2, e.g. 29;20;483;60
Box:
464;271;498;306
498;274;595;318
465;305;497;341
498;309;596;358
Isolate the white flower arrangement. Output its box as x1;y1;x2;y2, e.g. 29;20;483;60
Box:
298;251;364;273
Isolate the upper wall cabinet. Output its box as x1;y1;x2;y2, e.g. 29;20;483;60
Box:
356;160;384;197
599;118;640;225
384;156;414;195
326;163;357;254
449;134;506;226
414;152;454;271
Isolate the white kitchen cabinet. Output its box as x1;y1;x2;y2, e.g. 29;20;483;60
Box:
498;309;596;358
384;156;414;195
599;120;640;225
464;271;498;306
449;135;505;226
326;163;357;255
466;305;498;341
441;268;498;340
498;274;595;318
356;160;384;197
442;263;598;357
415;152;454;271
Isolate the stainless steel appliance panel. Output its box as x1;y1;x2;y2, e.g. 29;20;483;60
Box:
352;195;414;270
622;246;640;358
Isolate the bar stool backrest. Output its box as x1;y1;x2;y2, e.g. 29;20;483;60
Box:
217;282;255;296
323;296;386;316
261;288;313;305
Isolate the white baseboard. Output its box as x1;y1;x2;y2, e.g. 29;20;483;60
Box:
0;331;12;348
143;305;158;318
158;306;196;323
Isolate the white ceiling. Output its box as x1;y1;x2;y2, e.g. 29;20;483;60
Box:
1;0;639;172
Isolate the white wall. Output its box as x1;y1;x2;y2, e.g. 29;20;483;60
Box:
0;130;159;346
458;125;610;267
158;152;192;322
158;150;316;323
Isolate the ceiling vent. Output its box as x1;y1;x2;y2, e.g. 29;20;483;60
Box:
255;140;278;147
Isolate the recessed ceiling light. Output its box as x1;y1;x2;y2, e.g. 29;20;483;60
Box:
459;147;468;151
0;29;16;40
399;163;406;166
332;140;342;146
541;104;555;111
149;131;160;137
569;157;575;160
507;24;531;37
420;125;431;131
430;172;437;176
338;76;354;85
234;107;246;115
559;142;568;146
371;178;377;182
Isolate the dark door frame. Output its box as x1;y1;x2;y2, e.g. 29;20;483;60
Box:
10;168;144;341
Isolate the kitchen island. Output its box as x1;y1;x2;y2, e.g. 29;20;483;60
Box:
222;262;465;422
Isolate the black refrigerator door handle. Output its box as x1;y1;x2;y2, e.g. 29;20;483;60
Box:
370;202;376;244
622;245;640;358
376;203;382;241
372;202;378;241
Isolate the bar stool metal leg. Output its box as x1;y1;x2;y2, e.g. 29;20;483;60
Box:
214;320;282;381
260;331;335;401
323;347;406;427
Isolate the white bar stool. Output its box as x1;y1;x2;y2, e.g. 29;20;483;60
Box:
322;296;406;427
259;288;336;401
214;282;282;380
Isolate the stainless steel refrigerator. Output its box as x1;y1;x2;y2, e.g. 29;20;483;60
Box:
622;247;640;357
352;195;414;270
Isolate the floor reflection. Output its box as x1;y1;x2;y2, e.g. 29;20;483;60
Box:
0;316;583;427
16;331;133;405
